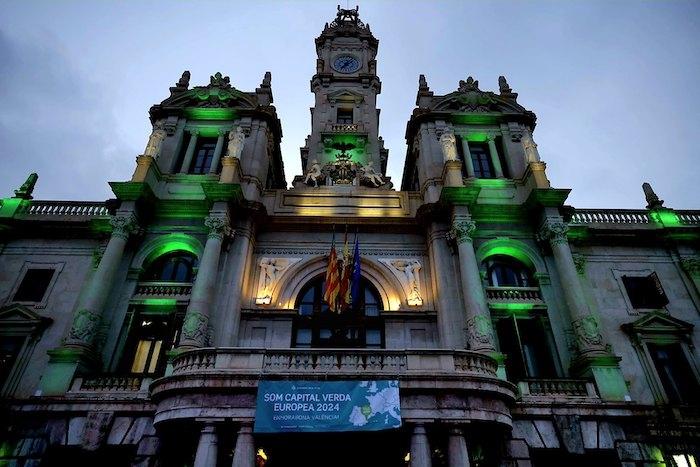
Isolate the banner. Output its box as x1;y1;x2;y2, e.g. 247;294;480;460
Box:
254;380;401;433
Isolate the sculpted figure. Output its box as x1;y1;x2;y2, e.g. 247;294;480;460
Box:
439;130;458;162
359;161;384;187
522;131;541;162
227;127;246;159
144;123;167;157
392;260;423;305
304;160;323;186
259;258;285;301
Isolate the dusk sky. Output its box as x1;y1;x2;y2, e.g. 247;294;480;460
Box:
1;0;698;209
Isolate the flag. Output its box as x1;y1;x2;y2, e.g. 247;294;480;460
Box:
323;235;340;311
337;230;352;312
350;233;361;307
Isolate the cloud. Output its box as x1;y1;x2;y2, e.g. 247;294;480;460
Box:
0;29;134;201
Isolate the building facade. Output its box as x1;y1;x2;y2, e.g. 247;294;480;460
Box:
1;7;699;467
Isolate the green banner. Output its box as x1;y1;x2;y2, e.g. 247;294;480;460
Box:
254;380;401;433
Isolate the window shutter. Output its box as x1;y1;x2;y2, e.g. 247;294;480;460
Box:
648;272;669;307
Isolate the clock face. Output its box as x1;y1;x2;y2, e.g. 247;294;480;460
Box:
333;55;360;73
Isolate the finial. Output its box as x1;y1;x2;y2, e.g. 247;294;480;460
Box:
177;70;190;88
458;76;480;92
642;182;664;209
498;76;512;94
261;71;271;88
418;74;429;92
13;173;38;200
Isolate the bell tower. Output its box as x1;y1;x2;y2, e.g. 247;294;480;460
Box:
297;6;389;188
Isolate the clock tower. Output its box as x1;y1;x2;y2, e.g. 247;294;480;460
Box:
297;6;389;188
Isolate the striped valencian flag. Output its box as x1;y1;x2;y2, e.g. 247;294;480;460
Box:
323;237;340;311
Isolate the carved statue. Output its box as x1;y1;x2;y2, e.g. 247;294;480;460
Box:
522;131;541;162
143;122;167;158
176;70;190;89
458;76;480;92
304;160;323;187
13;173;38;199
226;127;246;159
359;161;384;187
439;130;458;162
498;75;512;94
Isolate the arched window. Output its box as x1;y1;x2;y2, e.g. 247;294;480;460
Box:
293;276;383;349
485;255;534;287
143;252;198;282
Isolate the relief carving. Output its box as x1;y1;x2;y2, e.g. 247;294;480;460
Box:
379;259;423;306
255;258;301;305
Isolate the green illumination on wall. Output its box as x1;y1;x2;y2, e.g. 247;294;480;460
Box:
650;209;681;227
472;178;510;189
184;108;236;121
141;298;177;306
479;243;535;270
323;134;366;163
489;302;535;314
451;115;499;125
0;197;24;218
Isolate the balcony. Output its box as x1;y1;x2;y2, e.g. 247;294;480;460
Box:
131;281;192;301
151;348;517;425
67;375;151;399
517;378;599;402
324;123;364;133
485;286;544;308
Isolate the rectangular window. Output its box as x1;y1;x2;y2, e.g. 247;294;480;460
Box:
189;138;217;174
647;343;700;404
622;273;668;309
0;336;25;389
337;109;353;124
469;142;494;178
13;269;55;302
122;311;182;376
495;315;557;381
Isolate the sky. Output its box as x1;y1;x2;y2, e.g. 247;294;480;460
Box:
0;0;698;209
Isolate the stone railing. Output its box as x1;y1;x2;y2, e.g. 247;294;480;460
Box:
570;209;700;226
68;375;151;397
17;200;109;218
171;348;499;378
677;211;700;225
133;281;193;298
485;286;543;303
570;209;651;225
518;378;598;399
326;123;362;133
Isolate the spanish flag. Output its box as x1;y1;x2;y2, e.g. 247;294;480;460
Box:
323;236;340;311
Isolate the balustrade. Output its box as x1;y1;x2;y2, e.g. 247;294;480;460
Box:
18;200;109;217
485;286;543;302
133;281;193;297
518;378;598;399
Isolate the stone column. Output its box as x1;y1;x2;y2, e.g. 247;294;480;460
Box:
231;423;254;467
410;424;432;467
179;214;231;349
427;223;465;348
486;136;504;178
64;213;140;349
460;137;475;178
538;218;629;400
450;211;496;353
447;427;470;467
131;155;155;182
179;129;199;174
193;424;218;467
538;219;606;357
209;129;226;174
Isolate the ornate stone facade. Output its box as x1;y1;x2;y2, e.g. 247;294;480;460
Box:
1;6;699;467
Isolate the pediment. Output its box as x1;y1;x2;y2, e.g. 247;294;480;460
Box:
327;89;365;104
623;310;694;336
0;304;52;333
431;90;527;114
161;86;257;109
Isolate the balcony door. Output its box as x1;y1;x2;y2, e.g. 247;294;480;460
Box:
292;276;383;348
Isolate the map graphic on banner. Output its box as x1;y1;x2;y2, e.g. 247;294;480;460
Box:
254;380;401;433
